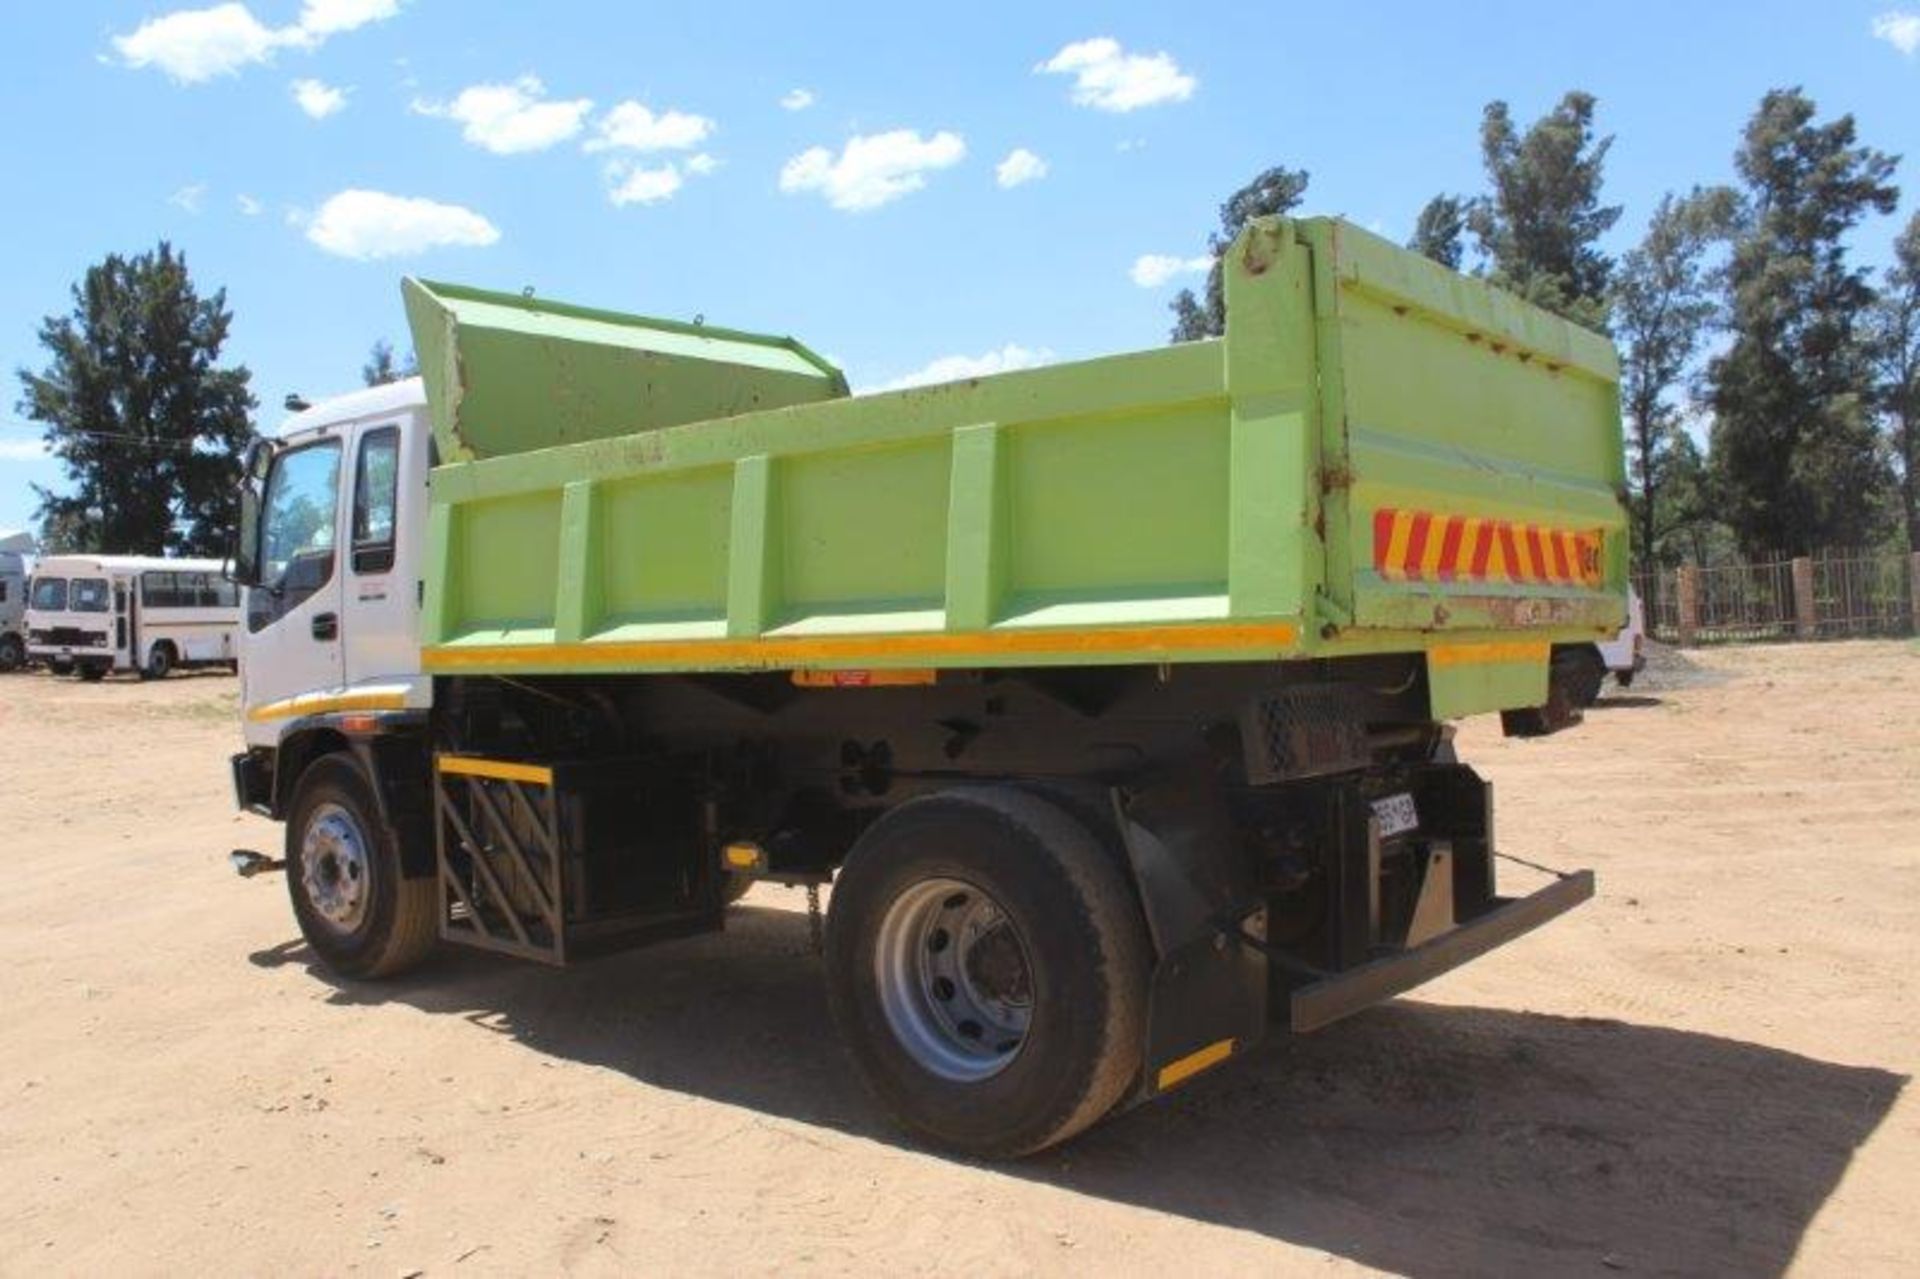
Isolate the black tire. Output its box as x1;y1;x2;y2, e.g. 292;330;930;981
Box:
1566;647;1607;708
77;663;108;682
0;633;23;672
825;787;1150;1158
143;642;176;680
285;754;438;979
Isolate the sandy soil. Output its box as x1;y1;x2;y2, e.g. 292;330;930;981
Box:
0;641;1915;1277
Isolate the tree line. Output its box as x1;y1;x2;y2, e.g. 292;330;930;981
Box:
1169;87;1919;567
14;86;1917;565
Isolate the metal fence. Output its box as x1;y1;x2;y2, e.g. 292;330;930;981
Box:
1632;550;1919;645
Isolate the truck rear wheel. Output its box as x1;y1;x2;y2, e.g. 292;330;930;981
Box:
825;787;1149;1158
285;754;437;980
0;633;23;672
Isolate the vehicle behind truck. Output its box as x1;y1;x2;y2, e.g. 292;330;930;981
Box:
227;216;1626;1156
0;531;30;672
28;554;239;680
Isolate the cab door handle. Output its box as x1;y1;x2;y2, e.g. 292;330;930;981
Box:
311;612;338;641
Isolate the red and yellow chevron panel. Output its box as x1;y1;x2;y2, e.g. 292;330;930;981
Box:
1371;508;1603;588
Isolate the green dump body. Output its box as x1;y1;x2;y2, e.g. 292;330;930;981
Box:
409;217;1628;721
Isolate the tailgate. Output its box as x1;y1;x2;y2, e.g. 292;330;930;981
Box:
1300;222;1628;637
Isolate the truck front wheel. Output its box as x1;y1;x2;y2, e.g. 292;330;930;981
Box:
825;787;1150;1158
285;754;438;980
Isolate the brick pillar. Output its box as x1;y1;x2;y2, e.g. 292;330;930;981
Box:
1792;556;1817;639
1677;565;1699;646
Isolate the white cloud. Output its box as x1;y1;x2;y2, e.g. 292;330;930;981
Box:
995;148;1047;189
112;4;283;82
291;77;347;118
780;129;966;212
1873;11;1920;54
602;150;718;209
586;101;714;153
780;87;815;111
413;76;592;154
305;189;500;260
605;162;684;207
1037;37;1196;112
236;193;263;215
169;183;207;213
292;0;400;40
875;344;1054;392
1129;253;1210;287
110;0;401;83
0;439;51;463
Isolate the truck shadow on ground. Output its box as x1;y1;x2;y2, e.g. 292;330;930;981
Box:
255;905;1903;1279
1591;694;1664;710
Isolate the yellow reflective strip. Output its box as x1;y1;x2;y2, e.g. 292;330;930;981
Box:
1456;517;1483;578
1484;524;1509;582
1156;1037;1236;1091
1419;515;1449;579
1511;526;1538;582
1381;511;1414;580
423;621;1299;673
1428;641;1551;668
245;691;408;723
435;755;554;786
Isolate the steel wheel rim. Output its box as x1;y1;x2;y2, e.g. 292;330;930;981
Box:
301;801;371;934
874;876;1034;1082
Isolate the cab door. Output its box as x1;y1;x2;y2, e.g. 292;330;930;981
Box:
242;435;346;725
342;418;422;684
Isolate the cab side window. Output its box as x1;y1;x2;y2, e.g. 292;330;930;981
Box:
250;439;342;633
352;427;400;574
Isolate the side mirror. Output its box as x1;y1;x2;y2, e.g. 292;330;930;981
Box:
230;442;271;587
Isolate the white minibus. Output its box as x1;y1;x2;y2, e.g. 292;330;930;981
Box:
26;555;239;680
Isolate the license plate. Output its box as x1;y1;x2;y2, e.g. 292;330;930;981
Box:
1371;792;1419;838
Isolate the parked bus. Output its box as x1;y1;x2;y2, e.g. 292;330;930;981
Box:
0;530;30;672
26;555;239;680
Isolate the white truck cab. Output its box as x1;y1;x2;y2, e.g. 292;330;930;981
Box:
235;378;433;751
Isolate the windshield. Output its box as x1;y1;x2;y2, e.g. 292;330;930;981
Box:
29;577;67;611
262;442;341;583
71;577;110;612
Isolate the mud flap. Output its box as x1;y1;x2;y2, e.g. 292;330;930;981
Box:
1112;774;1270;1098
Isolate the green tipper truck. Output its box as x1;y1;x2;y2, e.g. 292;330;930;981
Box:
228;216;1625;1156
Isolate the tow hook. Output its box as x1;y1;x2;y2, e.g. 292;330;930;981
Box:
229;849;285;878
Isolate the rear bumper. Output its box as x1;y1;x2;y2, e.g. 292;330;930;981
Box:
1288;869;1594;1032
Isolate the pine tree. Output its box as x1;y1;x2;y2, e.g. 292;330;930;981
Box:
1867;210;1920;551
1611;187;1738;567
16;243;257;555
1707;89;1899;555
1168;166;1310;342
1466;91;1622;330
1408;195;1468;270
362;339;420;387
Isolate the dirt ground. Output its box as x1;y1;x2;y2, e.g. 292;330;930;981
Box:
0;641;1915;1277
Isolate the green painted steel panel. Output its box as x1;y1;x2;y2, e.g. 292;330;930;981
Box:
408;216;1630;722
402;278;846;463
599;467;733;626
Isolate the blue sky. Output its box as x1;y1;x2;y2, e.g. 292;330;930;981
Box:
3;1;1918;535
